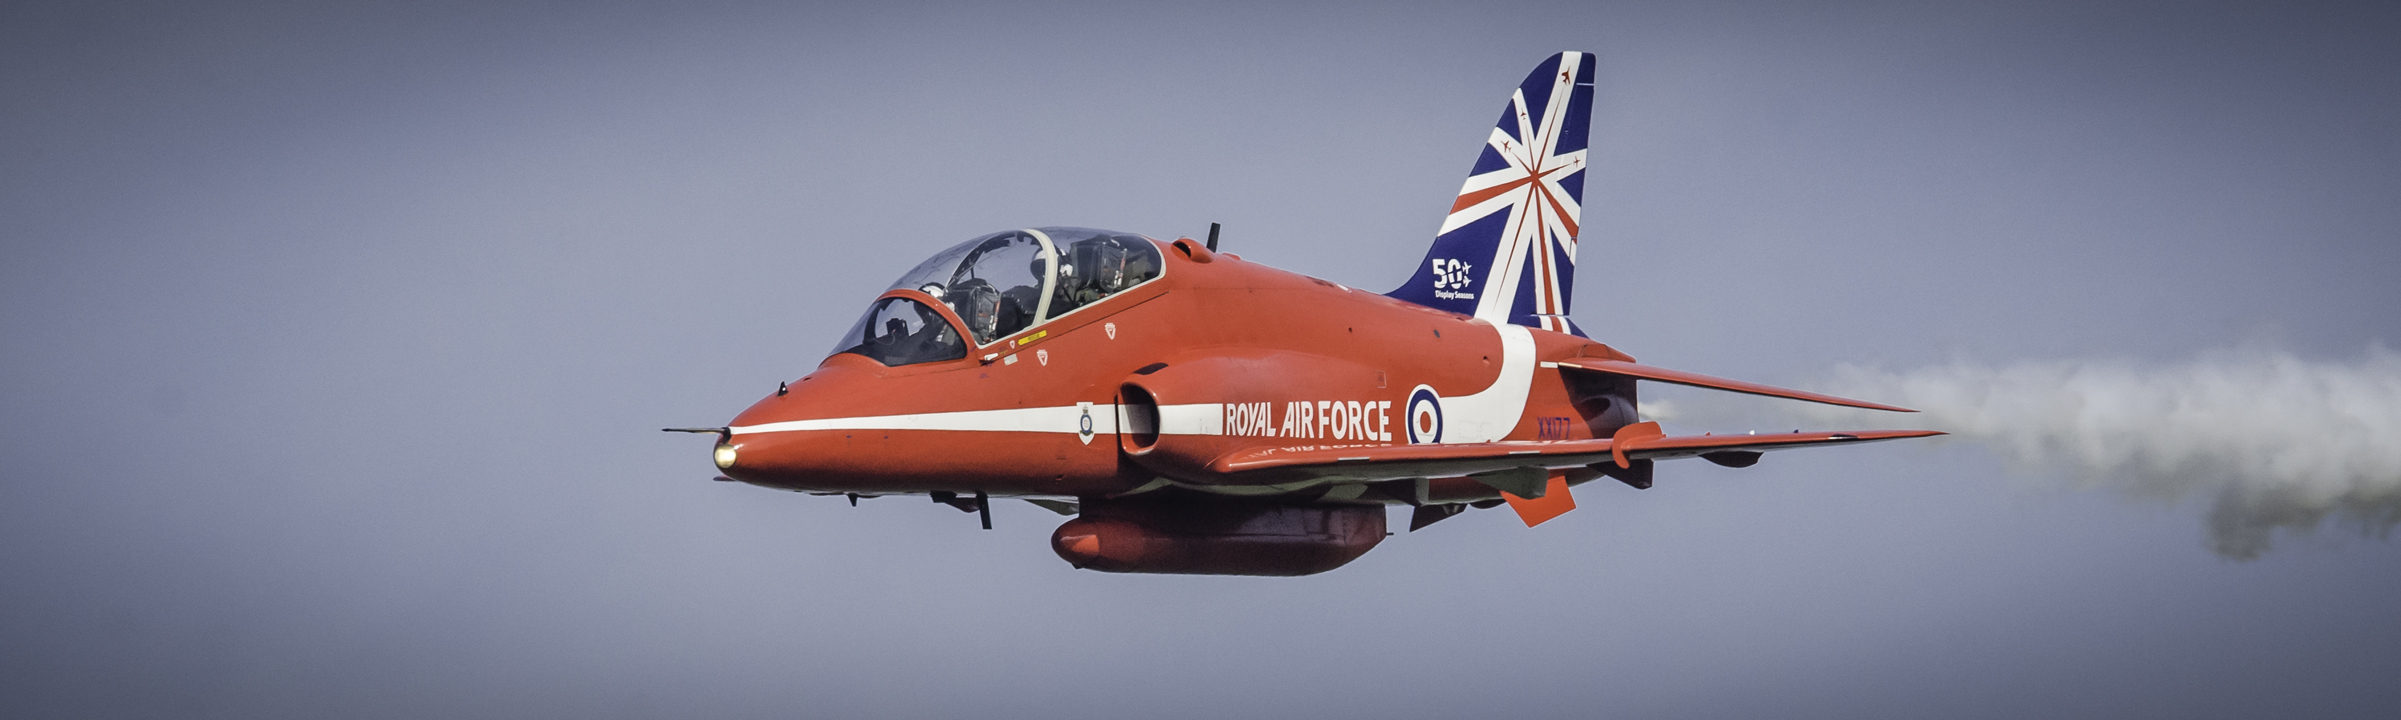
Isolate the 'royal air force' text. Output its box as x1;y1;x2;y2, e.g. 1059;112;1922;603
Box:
1223;400;1394;442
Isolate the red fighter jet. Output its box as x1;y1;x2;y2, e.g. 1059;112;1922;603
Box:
670;52;1940;576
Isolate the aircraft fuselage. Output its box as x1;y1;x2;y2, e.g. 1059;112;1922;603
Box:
721;238;1638;505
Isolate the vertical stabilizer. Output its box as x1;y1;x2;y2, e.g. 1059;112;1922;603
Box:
1389;52;1595;335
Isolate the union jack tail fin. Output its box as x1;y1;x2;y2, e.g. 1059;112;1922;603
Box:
1389;52;1595;336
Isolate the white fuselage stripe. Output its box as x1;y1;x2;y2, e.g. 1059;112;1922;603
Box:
731;325;1536;443
729;403;1227;437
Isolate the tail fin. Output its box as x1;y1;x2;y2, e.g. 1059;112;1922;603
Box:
1389;52;1595;335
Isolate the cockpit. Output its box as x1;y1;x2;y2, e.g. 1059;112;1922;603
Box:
832;227;1164;367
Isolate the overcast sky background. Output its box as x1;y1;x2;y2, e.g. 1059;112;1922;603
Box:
4;1;2398;718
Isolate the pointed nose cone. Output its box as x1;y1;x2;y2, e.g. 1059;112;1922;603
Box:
712;441;738;471
715;368;913;492
714;380;816;486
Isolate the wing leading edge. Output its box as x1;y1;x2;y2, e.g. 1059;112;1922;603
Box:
1550;359;1915;412
1210;426;1943;483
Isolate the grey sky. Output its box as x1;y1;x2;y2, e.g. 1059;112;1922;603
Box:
4;1;2397;718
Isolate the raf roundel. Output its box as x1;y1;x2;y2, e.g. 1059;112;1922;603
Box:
1405;385;1444;444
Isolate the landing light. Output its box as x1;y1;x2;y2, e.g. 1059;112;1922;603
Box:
714;443;738;470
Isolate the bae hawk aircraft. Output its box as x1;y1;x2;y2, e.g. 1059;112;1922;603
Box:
671;52;1940;575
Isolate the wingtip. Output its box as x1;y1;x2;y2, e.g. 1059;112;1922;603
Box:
1867;429;1947;440
1826;429;1946;442
1829;398;1918;413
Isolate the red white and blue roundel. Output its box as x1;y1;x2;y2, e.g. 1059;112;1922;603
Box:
1390;52;1595;337
1405;385;1443;444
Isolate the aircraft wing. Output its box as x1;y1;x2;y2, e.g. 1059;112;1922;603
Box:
1208;427;1943;483
1550;359;1914;412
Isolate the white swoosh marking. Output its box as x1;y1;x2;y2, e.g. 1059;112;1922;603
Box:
1439;322;1536;443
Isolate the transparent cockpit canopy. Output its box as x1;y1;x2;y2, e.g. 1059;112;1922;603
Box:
861;227;1163;348
833;296;966;367
932;231;1048;344
1043;228;1163;317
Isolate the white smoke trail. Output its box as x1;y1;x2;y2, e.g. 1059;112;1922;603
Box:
1689;348;2401;559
